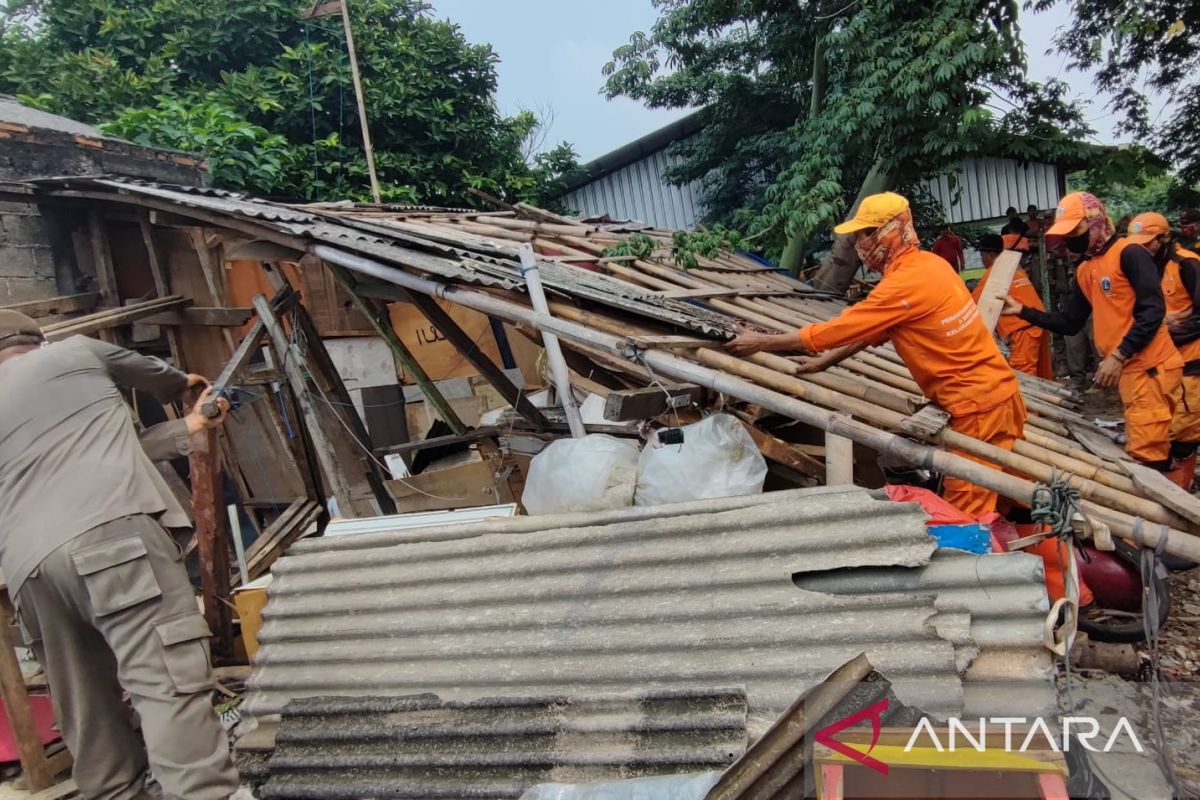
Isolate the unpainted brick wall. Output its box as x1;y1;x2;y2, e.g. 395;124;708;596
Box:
0;200;57;305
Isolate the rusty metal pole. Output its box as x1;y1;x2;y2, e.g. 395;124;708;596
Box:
189;425;233;657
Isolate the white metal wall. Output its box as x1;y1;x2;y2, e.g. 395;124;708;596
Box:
564;146;1061;230
562;147;704;230
921;157;1061;224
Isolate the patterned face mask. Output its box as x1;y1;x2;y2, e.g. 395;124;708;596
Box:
854;209;920;272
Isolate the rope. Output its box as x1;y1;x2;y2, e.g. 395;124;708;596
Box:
1030;471;1082;656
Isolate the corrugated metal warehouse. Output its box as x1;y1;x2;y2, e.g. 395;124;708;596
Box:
561;111;1067;229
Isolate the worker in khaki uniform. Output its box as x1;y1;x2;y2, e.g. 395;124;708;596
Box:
971;234;1053;379
1004;192;1183;468
0;310;242;800
1126;211;1200;489
728;192;1025;520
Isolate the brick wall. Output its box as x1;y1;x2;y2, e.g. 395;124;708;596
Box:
0;200;57;306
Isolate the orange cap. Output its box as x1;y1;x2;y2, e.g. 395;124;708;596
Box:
1046;192;1090;237
833;192;910;235
1126;212;1170;245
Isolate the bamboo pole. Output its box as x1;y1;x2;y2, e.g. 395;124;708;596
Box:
312;244;1200;558
339;0;382;203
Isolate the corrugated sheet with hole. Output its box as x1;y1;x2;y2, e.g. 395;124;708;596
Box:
241;487;1054;736
252;689;748;799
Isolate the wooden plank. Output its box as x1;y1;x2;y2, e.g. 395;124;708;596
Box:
603;384;704;421
901;404;952;442
254;295;368;518
42;296;189;341
29;778;77;799
654;287;741;299
975;250;1023;334
0;293;99;318
292;301;396;515
825;432;854;485
141;307;255;327
1068;422;1131;465
188;425;233;657
403;288;551;431
188;229;237;353
0;594;54;792
139;218;183;365
734;418;824;482
1120;459;1200;526
86;211;118;307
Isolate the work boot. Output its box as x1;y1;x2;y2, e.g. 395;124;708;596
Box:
1165;453;1197;491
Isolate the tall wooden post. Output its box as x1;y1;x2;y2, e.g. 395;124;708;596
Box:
189;426;233;657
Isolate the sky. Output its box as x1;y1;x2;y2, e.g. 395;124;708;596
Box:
429;0;1163;164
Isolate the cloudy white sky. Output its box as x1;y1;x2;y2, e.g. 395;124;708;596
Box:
430;0;1162;163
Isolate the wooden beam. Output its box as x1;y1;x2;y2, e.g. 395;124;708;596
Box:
603;384;704;421
86;211;118;307
1121;460;1200;526
0;293;99;318
326;262;469;436
138;218;183;364
291;302;396;515
404;288;552;431
975;250;1023;334
0;595;55;792
141;307;255;327
254;295;359;515
188;228;237;352
42;296;189;341
187;425;233;658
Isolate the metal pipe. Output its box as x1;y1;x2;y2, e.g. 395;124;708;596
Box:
308;244;1200;561
517;244;585;438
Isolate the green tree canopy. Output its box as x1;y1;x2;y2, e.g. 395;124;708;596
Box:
1035;0;1200;187
0;0;580;204
603;0;1092;286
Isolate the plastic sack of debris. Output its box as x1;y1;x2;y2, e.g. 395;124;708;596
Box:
635;413;767;507
518;771;722;800
522;434;640;515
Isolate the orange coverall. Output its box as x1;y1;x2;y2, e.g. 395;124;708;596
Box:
798;248;1025;519
1020;238;1182;463
1163;247;1200;449
972;265;1053;379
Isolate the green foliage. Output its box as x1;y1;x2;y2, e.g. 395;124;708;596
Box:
671;226;743;270
602;232;657;261
0;0;578;204
1034;0;1200;183
1069;145;1199;220
100;100;290;195
604;0;1091;258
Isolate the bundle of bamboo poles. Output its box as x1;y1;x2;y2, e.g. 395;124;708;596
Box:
302;203;1200;550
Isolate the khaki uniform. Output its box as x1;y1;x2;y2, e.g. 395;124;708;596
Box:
0;337;238;800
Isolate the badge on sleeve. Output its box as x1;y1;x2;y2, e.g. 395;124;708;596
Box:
1100;276;1113;294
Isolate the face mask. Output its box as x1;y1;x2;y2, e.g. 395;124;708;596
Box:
1065;232;1089;256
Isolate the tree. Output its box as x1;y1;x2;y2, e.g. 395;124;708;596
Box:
1036;0;1200;187
0;0;579;205
604;0;1090;290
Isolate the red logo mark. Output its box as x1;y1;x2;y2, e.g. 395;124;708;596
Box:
814;698;890;776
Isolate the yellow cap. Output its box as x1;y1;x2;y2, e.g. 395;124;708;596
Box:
833;192;910;235
1126;212;1170;245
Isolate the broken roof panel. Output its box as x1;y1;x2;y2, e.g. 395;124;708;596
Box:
252;688;748;800
241;488;1054;740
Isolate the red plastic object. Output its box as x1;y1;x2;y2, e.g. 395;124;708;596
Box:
0;694;59;763
883;485;974;525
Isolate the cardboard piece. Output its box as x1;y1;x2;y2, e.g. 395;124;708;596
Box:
388;298;505;382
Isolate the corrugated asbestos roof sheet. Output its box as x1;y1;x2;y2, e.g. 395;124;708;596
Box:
251;688;748;799
49;177;736;335
241;487;1054;739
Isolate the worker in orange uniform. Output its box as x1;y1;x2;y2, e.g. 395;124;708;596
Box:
727;192;1025;520
1003;193;1183;470
971;234;1053;379
1126;211;1200;489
